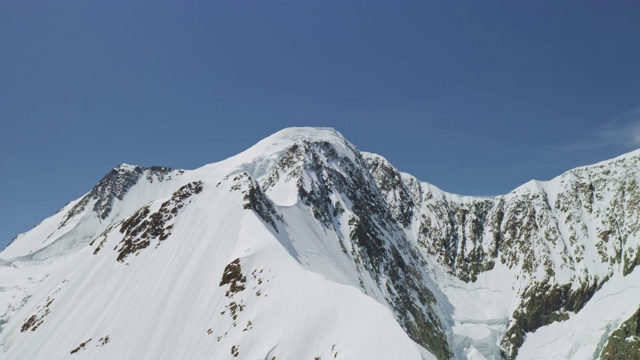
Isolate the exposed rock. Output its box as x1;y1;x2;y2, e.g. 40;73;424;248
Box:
115;181;202;262
21;296;54;333
601;307;640;359
220;258;247;298
62;165;181;224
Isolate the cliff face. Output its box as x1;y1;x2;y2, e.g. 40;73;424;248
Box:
365;149;640;359
227;134;640;359
2;127;640;359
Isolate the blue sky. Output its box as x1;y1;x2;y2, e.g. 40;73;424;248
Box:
1;1;640;248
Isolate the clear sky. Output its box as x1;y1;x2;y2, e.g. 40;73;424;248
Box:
1;1;640;248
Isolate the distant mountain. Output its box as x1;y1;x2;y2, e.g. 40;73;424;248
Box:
1;127;639;359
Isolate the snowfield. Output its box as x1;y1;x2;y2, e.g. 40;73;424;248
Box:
2;127;640;359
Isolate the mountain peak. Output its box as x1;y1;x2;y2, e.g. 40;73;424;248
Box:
268;126;344;142
217;127;357;175
5;128;640;360
249;127;349;155
113;163;140;172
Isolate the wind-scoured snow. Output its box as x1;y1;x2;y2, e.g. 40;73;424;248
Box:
0;127;435;360
2;127;640;359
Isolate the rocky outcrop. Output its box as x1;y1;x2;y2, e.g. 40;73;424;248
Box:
601;307;640;359
114;181;202;262
362;150;640;358
63;165;181;224
10;128;640;360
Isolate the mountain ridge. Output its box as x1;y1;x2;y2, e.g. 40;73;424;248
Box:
2;127;640;359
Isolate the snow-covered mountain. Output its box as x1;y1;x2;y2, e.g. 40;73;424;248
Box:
2;127;640;359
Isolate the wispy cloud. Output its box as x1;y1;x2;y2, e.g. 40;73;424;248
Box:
565;107;640;153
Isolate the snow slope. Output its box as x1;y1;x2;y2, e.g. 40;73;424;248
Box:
0;128;435;360
2;127;640;359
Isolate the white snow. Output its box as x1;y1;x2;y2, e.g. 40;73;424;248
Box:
2;127;640;360
518;269;640;359
0;127;434;359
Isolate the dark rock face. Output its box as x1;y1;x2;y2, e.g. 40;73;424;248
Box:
63;165;180;224
256;141;453;359
259;140;640;359
601;308;640;359
220;258;247;298
365;155;416;227
91;166;145;220
226;172;282;233
417;197;497;283
500;279;601;359
360;151;640;358
114;181;202;262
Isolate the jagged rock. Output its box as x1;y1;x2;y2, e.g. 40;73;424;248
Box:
601;308;640;359
6;128;640;360
62;165;180;224
115;181;202;262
